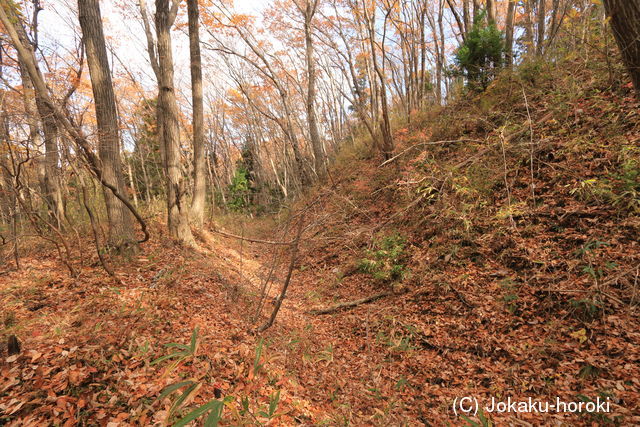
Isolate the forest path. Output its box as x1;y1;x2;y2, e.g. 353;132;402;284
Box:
194;226;419;424
196;228;307;327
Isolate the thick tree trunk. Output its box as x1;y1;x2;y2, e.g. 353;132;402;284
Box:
78;0;135;250
303;0;325;177
187;0;207;227
17;66;45;200
155;0;196;245
603;0;640;94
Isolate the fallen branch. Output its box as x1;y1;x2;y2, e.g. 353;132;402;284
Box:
544;287;626;306
379;139;482;168
308;291;392;315
449;284;475;308
210;227;296;246
257;218;305;332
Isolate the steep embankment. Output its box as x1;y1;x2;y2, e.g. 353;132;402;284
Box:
247;60;640;424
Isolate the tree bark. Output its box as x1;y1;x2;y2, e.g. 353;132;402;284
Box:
536;0;546;56
505;0;516;66
187;0;207;227
364;3;393;160
602;0;640;94
301;0;325;177
78;0;135;250
523;0;536;56
463;0;471;37
486;0;495;23
155;0;196;245
12;17;64;229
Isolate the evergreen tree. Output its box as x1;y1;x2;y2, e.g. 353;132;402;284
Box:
454;10;505;91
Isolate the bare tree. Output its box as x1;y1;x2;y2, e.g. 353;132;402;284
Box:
187;0;207;227
362;0;394;159
10;14;65;229
155;0;196;245
295;0;325;177
78;0;135;250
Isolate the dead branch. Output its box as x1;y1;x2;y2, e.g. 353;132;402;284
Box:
257;217;305;332
308;291;392;315
379;139;482;167
210;227;297;246
81;181;119;282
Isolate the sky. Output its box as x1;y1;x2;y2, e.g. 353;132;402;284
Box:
28;0;271;151
36;0;271;95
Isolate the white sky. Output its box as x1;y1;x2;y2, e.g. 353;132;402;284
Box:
37;0;271;95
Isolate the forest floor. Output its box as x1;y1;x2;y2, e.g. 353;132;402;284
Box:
2;61;640;426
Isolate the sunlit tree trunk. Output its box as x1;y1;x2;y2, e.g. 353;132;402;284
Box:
505;0;516;66
187;0;207;227
78;0;135;250
486;0;495;23
299;0;325;177
156;0;196;245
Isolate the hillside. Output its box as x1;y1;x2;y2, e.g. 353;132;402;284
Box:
2;55;639;426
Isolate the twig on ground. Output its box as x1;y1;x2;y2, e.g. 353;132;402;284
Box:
308;291;393;315
378;139;482;167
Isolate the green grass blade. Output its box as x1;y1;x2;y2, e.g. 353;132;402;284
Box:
204;400;224;427
173;399;221;427
156;380;195;402
150;351;188;366
190;327;199;353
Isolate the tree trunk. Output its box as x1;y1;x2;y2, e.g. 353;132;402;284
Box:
536;0;546;56
602;0;640;94
364;5;393;159
438;0;446;103
78;0;135;250
302;0;325;177
505;0;516;66
155;0;196;245
187;0;207;227
486;0;495;23
0;4;149;247
523;0;536;56
463;0;471;37
17;65;45;205
12;19;65;229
